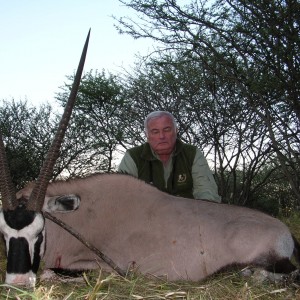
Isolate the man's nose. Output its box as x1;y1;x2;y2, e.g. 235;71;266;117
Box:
159;131;166;138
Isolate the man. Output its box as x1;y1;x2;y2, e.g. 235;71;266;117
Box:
118;111;221;202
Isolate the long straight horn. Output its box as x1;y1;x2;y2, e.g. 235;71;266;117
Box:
27;29;90;212
0;132;17;210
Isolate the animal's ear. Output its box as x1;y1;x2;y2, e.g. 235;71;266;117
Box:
43;194;81;213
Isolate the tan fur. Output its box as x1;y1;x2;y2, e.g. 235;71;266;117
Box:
19;173;297;281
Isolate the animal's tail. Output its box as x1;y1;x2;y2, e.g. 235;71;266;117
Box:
293;235;300;266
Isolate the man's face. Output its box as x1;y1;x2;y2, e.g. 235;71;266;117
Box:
146;115;177;156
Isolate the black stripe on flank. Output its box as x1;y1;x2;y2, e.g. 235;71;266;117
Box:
265;257;297;274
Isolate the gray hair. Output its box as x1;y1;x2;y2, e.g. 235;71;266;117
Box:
144;111;177;135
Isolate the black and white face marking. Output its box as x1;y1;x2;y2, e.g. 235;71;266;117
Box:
0;204;45;287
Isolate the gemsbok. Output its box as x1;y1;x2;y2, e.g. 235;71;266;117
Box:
0;30;299;287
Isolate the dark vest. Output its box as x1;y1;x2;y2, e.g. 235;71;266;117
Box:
128;140;196;198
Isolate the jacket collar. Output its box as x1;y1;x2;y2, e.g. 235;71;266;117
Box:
141;139;184;161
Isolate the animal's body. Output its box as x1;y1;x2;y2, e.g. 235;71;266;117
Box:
19;173;299;281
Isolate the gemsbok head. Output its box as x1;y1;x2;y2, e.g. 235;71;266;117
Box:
0;30;90;286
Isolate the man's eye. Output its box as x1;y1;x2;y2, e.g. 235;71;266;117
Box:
151;130;159;135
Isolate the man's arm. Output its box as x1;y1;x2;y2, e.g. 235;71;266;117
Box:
192;149;221;202
118;151;138;177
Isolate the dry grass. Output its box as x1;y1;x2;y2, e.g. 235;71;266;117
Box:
0;267;299;299
0;213;300;299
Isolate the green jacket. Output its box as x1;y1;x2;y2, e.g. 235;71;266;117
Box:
118;139;221;202
127;140;196;198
